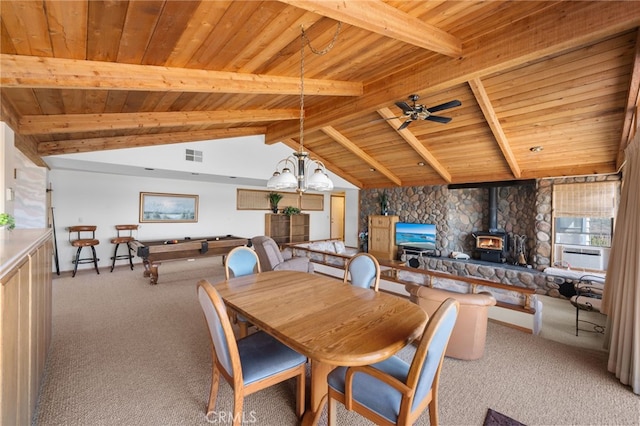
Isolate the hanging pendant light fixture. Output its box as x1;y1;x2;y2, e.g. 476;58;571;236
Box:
267;25;340;193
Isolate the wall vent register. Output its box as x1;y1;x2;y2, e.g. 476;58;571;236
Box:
185;149;203;162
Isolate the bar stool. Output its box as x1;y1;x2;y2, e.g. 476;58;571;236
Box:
68;225;100;277
110;224;138;272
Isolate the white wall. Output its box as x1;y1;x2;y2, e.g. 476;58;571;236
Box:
1;124;47;228
50;169;359;273
1;123;14;215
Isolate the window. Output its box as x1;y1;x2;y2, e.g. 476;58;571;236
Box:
554;217;613;247
553;182;618;248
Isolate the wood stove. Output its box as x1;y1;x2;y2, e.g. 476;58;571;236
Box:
475;232;508;263
474;186;508;263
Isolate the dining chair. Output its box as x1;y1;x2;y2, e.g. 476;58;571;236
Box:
343;252;381;291
196;280;306;425
327;298;459;426
225;246;261;280
224;246;261;338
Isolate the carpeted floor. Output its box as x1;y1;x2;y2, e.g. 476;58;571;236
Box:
33;259;639;426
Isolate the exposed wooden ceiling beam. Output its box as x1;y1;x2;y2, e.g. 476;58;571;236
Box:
278;0;462;57
320;125;401;186
19;110;298;135
0;94;20;132
617;29;640;169
37;127;267;156
0;95;47;167
279;138;363;188
0;54;363;96
14;134;47;168
377;107;451;183
266;1;640;143
468;78;521;179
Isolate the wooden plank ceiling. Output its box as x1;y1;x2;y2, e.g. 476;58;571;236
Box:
1;1;640;188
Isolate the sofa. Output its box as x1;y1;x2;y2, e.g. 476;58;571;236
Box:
405;283;496;360
251;236;314;273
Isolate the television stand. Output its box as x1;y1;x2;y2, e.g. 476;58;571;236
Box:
400;246;436;257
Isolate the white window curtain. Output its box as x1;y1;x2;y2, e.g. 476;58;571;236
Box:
602;131;640;394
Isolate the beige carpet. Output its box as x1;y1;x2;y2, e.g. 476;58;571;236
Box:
33;259;639;426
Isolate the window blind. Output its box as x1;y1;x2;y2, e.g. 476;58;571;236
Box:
553;182;618;218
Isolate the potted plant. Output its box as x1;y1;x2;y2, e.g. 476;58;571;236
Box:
282;206;301;216
268;192;283;213
379;191;389;215
0;213;16;230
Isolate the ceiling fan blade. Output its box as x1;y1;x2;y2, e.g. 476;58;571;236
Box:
426;99;461;113
425;115;452;124
397;120;412;130
395;101;413;114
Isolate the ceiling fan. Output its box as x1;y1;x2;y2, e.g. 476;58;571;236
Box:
391;94;461;130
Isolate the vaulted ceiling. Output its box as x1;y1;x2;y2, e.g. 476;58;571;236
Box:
1;1;639;189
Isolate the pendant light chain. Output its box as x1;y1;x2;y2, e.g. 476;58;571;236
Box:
267;24;340;193
299;23;342;151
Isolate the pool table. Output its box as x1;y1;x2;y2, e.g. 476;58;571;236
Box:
132;235;249;284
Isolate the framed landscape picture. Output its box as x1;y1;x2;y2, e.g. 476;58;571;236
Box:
139;192;199;223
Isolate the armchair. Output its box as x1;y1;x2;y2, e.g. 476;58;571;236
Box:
251;236;314;273
406;284;496;360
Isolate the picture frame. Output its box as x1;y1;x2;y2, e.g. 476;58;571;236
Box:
139;192;199;223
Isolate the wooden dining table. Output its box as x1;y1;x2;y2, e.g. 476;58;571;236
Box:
212;270;428;425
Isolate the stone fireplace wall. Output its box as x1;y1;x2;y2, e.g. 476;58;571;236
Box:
359;175;620;272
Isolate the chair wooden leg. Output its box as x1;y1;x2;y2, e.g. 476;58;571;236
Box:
207;364;221;414
232;391;244;426
328;395;337;426
238;321;248;339
428;400;439;426
296;369;306;419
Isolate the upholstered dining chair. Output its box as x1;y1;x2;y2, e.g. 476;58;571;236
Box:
343;252;381;291
225;246;261;280
196;280;306;425
251;236;314;273
224;246;261;338
327;298;459;426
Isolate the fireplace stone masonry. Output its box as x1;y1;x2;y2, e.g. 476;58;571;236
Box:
359;174;620;297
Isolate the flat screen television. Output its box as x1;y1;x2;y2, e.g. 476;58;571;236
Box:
395;222;436;250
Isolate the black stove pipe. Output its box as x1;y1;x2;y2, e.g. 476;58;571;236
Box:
488;187;498;233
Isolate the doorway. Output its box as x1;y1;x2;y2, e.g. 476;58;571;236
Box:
330;194;345;240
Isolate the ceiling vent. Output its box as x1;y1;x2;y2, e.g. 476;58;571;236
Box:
185;149;203;162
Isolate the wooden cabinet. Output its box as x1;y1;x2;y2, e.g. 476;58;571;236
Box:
1;229;52;426
368;215;399;260
265;214;310;245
